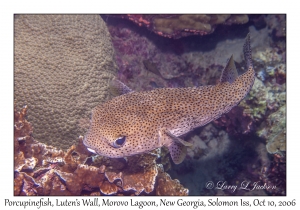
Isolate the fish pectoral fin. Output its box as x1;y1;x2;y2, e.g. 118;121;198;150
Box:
220;55;238;84
159;128;192;164
167;141;187;164
165;130;193;147
109;79;133;96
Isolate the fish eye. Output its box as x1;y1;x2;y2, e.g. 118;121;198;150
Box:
112;136;126;148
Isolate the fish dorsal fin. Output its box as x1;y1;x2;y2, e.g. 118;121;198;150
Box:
167;141;187;164
109;79;133;96
220;55;238;84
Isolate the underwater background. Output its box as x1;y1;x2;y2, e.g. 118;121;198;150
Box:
14;14;286;196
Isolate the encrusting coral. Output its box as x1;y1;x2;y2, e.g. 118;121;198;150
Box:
156;164;189;195
14;106;188;196
259;153;286;195
14;15;117;150
111;14;249;39
257;105;286;155
265;14;286;37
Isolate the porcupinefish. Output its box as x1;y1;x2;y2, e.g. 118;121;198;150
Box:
83;34;255;164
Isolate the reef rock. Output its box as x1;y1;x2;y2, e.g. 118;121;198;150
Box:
257;105;286;155
187;124;230;160
14;15;117;150
111;14;249;39
265;14;286;37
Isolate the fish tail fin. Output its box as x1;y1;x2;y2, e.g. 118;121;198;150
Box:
243;33;253;69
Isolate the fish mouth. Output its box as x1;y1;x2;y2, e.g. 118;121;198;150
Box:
86;147;97;154
83;135;96;153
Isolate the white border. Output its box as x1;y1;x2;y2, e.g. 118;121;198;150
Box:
1;1;297;210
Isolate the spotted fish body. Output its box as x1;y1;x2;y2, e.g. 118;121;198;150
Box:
84;34;255;164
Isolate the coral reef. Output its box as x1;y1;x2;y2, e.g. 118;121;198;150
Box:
14;15;117;150
103;15;286;196
186;124;230;160
156;164;188;195
103;15;286;195
14;104;33;153
168;129;256;195
259;153;286;195
14;107;188;196
241;78;285;120
111;14;249;39
213;77;285;136
14;14;286;197
170;128;285;196
106;16;254;93
213;106;255;136
213;25;286;136
257;105;286;155
265;15;286;37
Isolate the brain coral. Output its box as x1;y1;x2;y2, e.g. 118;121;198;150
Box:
14;15;117;150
